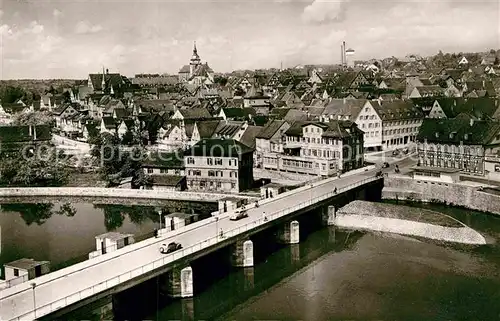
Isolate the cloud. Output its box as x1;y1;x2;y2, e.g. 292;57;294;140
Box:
75;21;103;34
53;9;63;17
28;21;44;34
302;0;351;24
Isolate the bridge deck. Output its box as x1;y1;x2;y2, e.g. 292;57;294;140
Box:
0;170;379;321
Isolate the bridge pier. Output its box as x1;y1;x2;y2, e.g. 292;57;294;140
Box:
243;267;255;291
231;239;254;267
277;220;300;244
167;266;194;298
322;206;336;226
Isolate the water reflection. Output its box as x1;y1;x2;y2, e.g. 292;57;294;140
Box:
0;202;159;270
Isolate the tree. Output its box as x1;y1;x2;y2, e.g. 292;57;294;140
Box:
13;111;55;127
214;76;228;86
91;133;147;188
2;203;55;226
0;146;69;187
121;129;140;146
0;86;26;104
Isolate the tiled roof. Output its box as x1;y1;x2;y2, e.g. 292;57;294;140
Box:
285;120;360;139
256;120;287;139
239;125;262;149
371;100;424;121
89;73;125;91
179;108;211;119
150;175;185;186
417;119;500;145
437;98;500;120
142;151;185;168
221;108;256;119
188;138;254;157
0;124;51;143
322;99;366;119
196;120;221;138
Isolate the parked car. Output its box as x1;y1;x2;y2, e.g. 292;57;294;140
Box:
392;149;400;156
230;208;249;221
382;162;390;168
403;148;409;154
375;171;383;177
160;242;182;254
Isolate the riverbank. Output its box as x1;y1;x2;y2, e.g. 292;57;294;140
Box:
336;201;486;245
382;175;500;215
0;187;255;203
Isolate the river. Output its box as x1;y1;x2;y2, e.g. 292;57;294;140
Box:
148;202;500;321
0;200;215;272
3;201;500;320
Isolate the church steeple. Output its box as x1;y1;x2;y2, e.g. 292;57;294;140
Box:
190;41;201;77
191;41;200;63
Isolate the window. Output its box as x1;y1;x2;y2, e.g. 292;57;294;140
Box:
217;182;222;188
208;170;215;177
14;269;19;277
233;172;238;178
209;181;214;187
231;183;236;189
147;168;153;174
194;170;201;176
207;158;213;165
200;181;206;188
175;169;181;175
160;169;166;174
215;158;222;165
187;157;195;164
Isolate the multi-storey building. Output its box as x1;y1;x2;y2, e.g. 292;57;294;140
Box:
372;100;424;150
322;99;423;151
416;118;500;176
255;120;291;167
184;138;254;193
262;121;364;176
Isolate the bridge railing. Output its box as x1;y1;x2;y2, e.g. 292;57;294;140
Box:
9;176;379;321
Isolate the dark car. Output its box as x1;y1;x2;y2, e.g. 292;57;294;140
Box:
160;242;182;254
392;149;400;156
382;162;390;168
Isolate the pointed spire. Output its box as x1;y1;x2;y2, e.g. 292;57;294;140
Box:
193;41;197;55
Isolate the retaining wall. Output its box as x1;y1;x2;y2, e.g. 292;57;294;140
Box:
0;187;254;203
383;176;500;215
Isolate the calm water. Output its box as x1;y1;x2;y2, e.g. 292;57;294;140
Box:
0;201;215;272
145;202;500;321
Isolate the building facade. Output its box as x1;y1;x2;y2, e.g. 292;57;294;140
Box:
184;139;254;193
416;118;500;176
262;121;364;176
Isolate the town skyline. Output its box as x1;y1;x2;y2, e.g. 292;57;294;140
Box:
0;0;498;79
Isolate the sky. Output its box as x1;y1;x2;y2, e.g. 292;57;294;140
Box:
0;0;498;79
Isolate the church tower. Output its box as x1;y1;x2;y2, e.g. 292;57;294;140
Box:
189;41;201;77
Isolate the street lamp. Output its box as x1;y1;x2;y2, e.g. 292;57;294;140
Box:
158;210;162;230
31;282;37;318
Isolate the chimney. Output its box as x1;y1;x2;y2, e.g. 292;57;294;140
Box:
470;118;474;127
33;126;37;140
